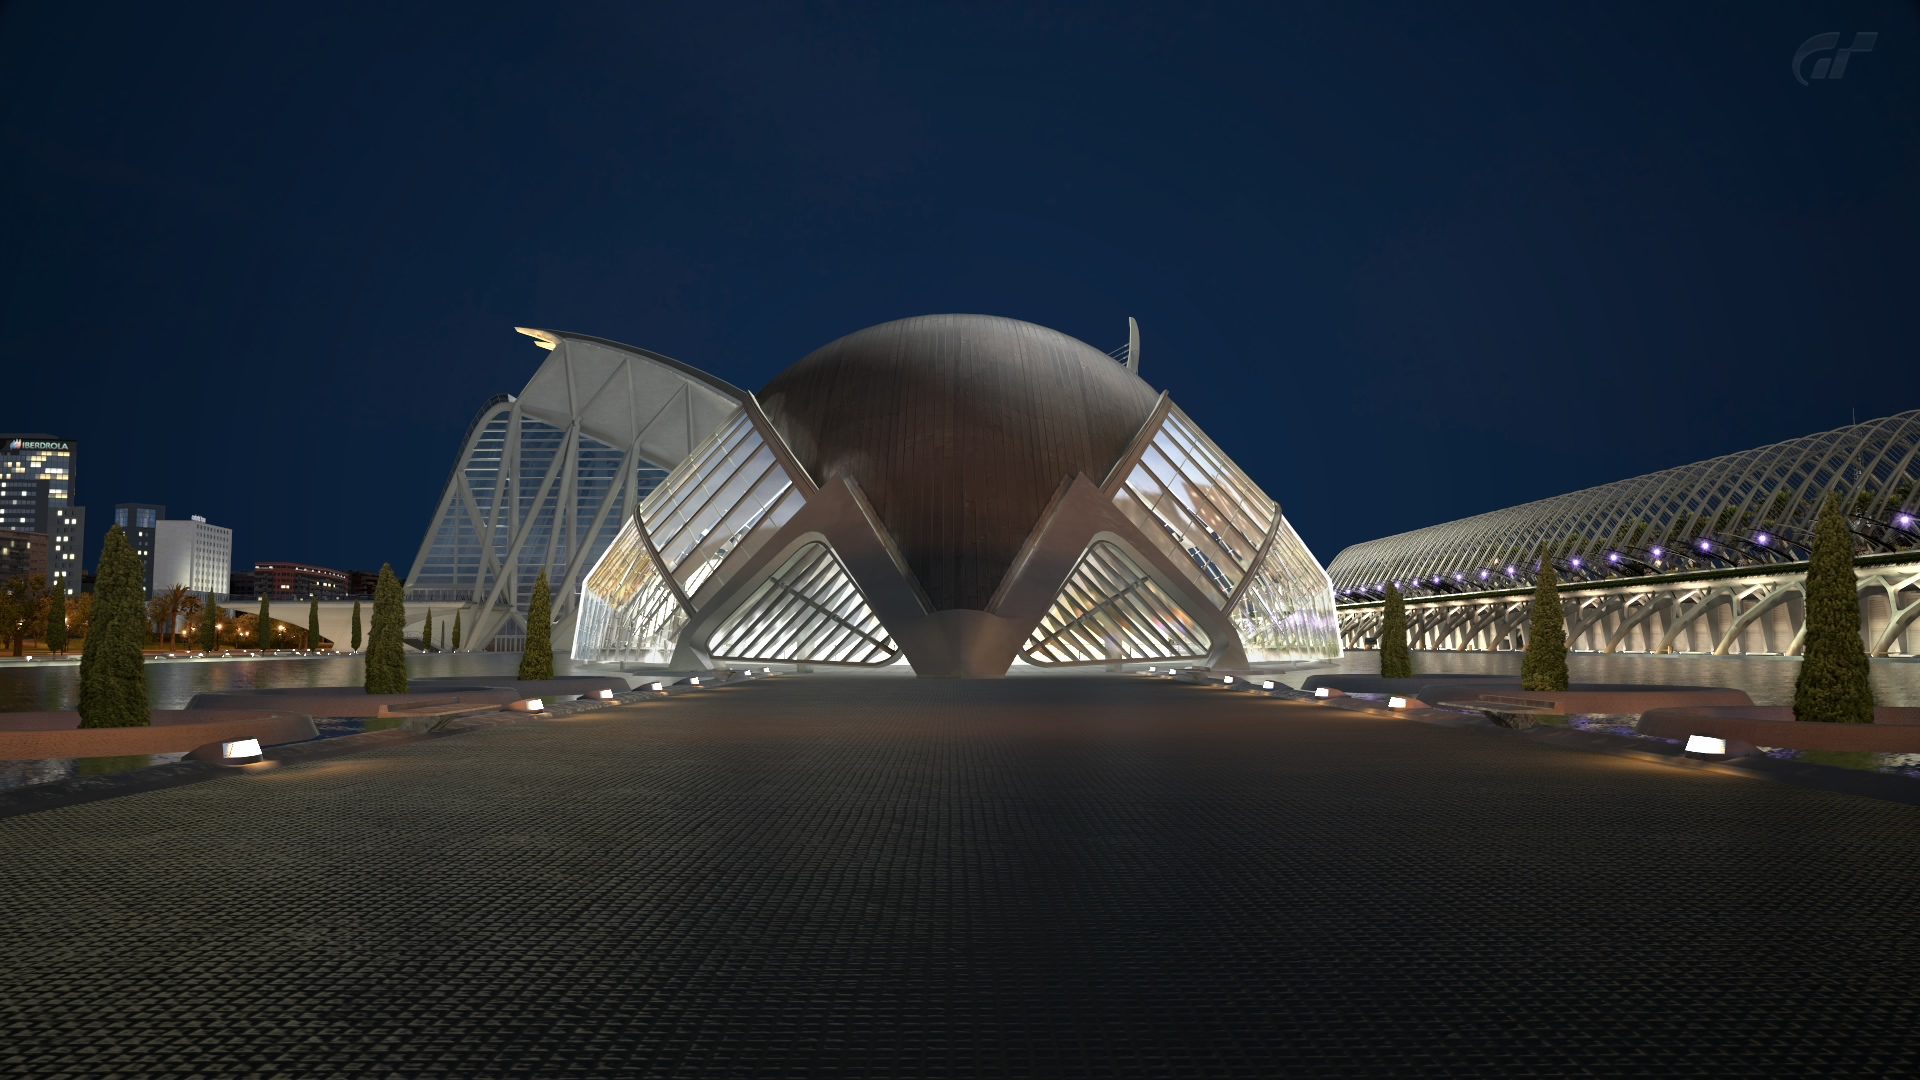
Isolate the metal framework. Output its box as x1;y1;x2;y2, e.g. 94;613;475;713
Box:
405;329;743;651
1021;540;1210;664
707;542;899;664
572;318;1341;674
1328;411;1920;600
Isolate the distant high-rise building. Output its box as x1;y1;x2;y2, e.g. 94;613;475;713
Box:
254;561;348;600
229;569;256;597
0;530;49;582
114;502;166;594
152;515;232;596
1;435;84;596
346;569;380;598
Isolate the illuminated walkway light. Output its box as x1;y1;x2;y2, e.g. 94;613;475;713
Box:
221;739;263;764
1685;735;1727;755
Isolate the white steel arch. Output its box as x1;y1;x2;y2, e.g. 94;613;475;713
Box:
405;329;744;652
1327;411;1920;601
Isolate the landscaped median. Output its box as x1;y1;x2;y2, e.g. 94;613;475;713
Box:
0;668;782;816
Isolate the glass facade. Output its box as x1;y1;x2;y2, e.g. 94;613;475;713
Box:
1229;516;1341;661
1100;405;1340;663
572;524;687;665
1022;540;1210;664
574;406;808;663
706;542;898;664
1112;408;1279;605
408;399;667;650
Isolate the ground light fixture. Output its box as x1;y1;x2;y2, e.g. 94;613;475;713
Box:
595;688;615;700
648;681;664;691
221;739;263;764
1314;687;1332;698
1260;680;1275;690
1387;696;1410;709
1685;735;1727;755
1222;675;1234;684
690;677;702;686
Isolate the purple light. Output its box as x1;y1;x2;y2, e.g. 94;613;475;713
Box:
1432;576;1442;585
1651;546;1663;558
1899;514;1914;528
1608;552;1621;564
1506;565;1517;575
1571;557;1582;568
1479;569;1490;580
1454;573;1464;581
1756;532;1770;546
1698;539;1711;552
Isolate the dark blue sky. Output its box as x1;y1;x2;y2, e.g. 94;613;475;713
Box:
3;1;1914;575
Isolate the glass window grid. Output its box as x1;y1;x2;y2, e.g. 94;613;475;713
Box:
706;542;898;665
1023;541;1210;664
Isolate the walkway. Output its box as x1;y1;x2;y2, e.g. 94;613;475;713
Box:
3;674;1916;1076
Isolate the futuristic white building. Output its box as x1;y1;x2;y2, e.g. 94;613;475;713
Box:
1327;411;1920;657
405;331;740;651
572;314;1340;676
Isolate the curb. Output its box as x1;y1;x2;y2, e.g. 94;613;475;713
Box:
0;679;749;820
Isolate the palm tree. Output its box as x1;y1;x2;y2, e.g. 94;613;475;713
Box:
154;584;195;645
176;593;202;647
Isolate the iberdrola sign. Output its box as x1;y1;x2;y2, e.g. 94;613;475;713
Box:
7;439;72;452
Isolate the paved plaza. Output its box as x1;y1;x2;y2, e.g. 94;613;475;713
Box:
3;674;1918;1076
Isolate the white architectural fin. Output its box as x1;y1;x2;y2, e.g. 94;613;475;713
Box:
1021;540;1210;664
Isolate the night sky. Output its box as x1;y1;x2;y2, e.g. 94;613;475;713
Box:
3;2;1914;577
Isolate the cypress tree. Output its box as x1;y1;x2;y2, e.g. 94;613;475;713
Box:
422;608;433;653
257;594;271;649
350;600;363;651
1522;544;1570;692
197;592;217;651
78;526;150;728
45;586;68;655
518;570;554;680
1379;583;1412;678
451;610;461;651
308;597;321;650
364;563;408;693
1794;495;1875;723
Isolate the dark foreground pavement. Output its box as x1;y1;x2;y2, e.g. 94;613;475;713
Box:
3;675;1917;1077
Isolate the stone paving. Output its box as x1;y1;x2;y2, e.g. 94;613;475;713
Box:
2;673;1918;1077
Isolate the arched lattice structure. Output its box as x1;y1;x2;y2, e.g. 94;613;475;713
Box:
405;329;743;651
1328;411;1920;600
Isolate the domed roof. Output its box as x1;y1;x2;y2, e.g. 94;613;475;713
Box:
759;314;1161;611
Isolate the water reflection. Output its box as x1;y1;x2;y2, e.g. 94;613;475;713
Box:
0;752;186;792
0;653;606;713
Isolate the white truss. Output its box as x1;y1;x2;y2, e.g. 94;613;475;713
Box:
407;329;743;652
1328;410;1920;602
1022;540;1209;664
707;542;899;664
